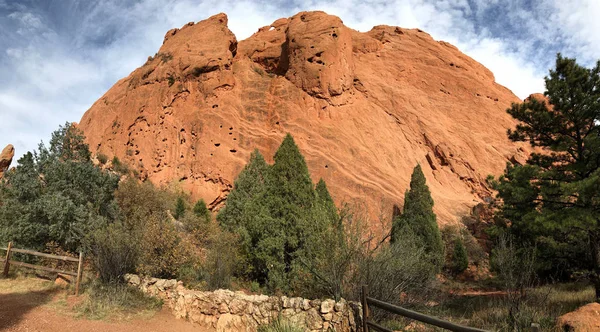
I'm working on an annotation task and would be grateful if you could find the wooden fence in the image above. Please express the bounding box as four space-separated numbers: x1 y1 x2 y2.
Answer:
361 285 489 332
1 242 84 295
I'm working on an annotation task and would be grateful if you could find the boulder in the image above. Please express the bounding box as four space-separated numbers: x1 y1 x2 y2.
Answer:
0 144 14 179
558 303 600 332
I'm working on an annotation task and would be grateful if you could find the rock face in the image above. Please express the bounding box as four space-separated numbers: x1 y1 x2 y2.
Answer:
78 11 530 224
558 303 600 331
125 274 359 332
0 144 14 179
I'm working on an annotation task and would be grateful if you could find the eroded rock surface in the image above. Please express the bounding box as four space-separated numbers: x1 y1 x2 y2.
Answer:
0 144 14 179
79 11 530 224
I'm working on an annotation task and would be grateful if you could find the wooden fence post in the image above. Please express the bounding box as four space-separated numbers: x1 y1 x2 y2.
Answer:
75 252 83 296
3 242 12 277
361 285 369 332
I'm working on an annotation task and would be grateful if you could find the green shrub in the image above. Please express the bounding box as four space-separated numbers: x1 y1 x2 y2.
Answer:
137 216 190 278
111 156 130 175
174 196 186 220
203 229 241 290
257 317 304 332
451 238 469 275
90 221 138 284
97 153 108 164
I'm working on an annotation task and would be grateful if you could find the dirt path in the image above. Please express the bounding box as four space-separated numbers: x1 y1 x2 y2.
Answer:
0 278 208 332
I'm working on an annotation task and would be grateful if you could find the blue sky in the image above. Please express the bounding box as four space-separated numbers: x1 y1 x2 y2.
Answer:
1 0 599 162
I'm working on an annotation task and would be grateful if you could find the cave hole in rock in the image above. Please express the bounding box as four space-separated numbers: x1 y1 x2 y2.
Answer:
213 104 218 108
325 165 328 168
229 132 232 135
233 138 237 141
230 149 237 153
332 33 338 38
214 143 221 147
219 125 223 128
275 121 280 125
180 128 185 132
315 52 323 57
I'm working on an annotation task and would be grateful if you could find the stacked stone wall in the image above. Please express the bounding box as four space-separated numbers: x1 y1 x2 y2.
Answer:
125 274 360 331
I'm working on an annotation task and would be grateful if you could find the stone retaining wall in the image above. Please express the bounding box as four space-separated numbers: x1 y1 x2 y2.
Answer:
125 274 360 331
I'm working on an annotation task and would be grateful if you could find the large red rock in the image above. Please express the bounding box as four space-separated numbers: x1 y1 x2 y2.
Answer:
0 144 14 179
78 11 530 224
558 303 600 331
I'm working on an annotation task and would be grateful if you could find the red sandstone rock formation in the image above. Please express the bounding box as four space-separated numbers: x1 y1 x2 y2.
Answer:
79 11 531 224
0 144 14 179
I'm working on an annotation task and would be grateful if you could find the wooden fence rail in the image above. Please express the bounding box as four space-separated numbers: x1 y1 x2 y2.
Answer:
1 242 84 295
361 285 489 332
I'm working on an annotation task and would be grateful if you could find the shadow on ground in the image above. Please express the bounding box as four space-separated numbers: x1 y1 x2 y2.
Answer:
0 286 59 330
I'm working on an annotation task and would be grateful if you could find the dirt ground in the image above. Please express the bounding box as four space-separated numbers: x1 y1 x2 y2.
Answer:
0 277 207 332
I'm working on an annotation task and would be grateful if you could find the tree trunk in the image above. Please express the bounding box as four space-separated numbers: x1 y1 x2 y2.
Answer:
590 231 600 301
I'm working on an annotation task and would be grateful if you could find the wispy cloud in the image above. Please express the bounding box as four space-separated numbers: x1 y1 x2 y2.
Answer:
0 0 598 164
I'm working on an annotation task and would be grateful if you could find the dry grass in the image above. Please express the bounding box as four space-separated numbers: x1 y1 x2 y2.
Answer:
0 275 59 295
378 282 595 332
74 281 163 321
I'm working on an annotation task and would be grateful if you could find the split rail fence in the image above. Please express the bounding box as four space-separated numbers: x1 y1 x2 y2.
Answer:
1 241 84 295
361 285 489 332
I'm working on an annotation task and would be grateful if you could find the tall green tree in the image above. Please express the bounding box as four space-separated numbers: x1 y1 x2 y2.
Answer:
218 135 332 292
492 54 600 298
315 178 339 225
217 150 270 230
391 164 443 270
0 123 119 252
265 134 327 290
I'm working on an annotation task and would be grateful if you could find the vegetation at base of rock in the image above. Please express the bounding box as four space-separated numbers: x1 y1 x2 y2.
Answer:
217 136 334 293
0 123 119 253
489 54 600 298
391 164 444 271
173 196 186 220
451 238 469 275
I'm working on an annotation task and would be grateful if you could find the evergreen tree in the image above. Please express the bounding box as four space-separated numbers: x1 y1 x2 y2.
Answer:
492 54 600 298
392 164 443 270
451 239 469 275
0 123 119 252
315 178 338 225
265 134 325 290
174 197 186 220
193 199 211 223
217 150 270 230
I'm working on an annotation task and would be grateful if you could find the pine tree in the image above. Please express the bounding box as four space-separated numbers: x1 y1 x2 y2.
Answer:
193 199 211 223
265 134 323 290
492 54 600 298
451 239 469 275
217 150 270 230
315 178 338 225
173 197 186 220
393 164 443 270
